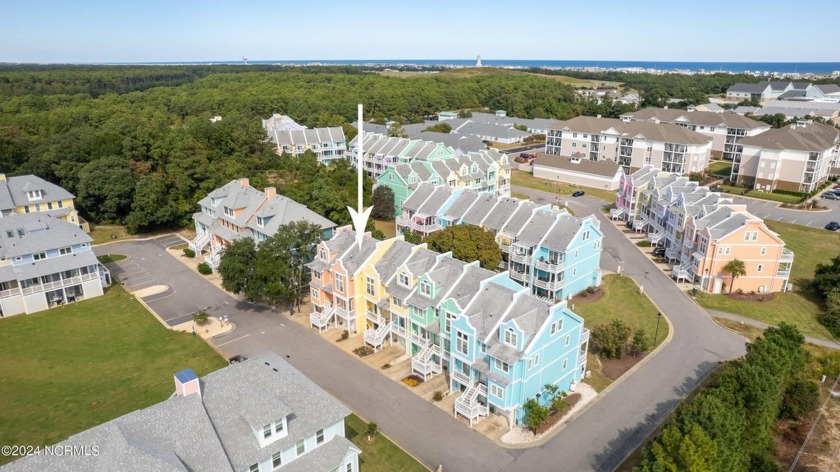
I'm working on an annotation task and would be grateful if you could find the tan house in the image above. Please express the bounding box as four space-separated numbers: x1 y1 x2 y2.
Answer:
0 174 88 232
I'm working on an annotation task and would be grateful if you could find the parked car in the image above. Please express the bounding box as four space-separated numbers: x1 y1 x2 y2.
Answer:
571 190 585 197
519 152 537 159
228 355 248 364
829 188 840 195
709 185 721 192
825 222 840 231
625 220 635 230
652 247 666 257
823 192 840 200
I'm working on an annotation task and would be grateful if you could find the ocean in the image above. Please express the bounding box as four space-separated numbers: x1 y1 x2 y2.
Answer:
110 59 840 75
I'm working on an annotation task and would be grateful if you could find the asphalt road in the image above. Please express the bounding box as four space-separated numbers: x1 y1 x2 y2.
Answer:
727 194 840 229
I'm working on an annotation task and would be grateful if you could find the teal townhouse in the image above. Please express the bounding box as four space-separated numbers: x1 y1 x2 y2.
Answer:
348 133 455 179
375 148 511 217
308 227 589 429
396 183 604 302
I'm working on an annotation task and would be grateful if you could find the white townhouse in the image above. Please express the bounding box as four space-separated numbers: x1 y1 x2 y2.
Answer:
262 114 347 165
0 214 110 317
4 356 361 472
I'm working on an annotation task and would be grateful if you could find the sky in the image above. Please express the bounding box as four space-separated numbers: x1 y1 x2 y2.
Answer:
2 0 838 63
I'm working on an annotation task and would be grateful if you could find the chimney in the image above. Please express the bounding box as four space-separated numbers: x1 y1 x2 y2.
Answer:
174 369 201 397
238 178 250 188
264 187 277 198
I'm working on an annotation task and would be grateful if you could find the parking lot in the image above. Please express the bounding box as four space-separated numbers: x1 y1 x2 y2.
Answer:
732 195 840 229
94 234 234 327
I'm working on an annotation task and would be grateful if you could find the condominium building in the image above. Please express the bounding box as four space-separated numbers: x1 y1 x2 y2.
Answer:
545 116 713 175
395 184 603 302
620 107 770 160
726 81 840 103
5 356 361 472
614 167 793 294
348 133 456 179
190 178 336 271
0 214 110 317
262 114 347 165
375 149 511 216
730 120 840 193
307 228 588 428
0 173 89 232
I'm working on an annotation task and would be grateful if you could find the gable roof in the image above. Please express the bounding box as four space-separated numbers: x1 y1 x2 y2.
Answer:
550 116 713 145
0 174 75 211
532 153 622 177
0 213 91 259
622 107 768 130
740 122 840 152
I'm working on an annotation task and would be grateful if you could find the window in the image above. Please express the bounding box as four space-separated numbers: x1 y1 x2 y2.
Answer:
420 280 431 297
33 252 46 261
296 440 305 455
313 270 321 279
392 297 403 308
760 247 767 256
531 354 540 368
504 328 517 347
445 312 456 333
494 358 510 373
24 205 30 213
263 424 272 439
744 231 758 241
26 190 42 201
563 359 568 370
59 247 72 255
57 200 64 208
320 249 327 260
710 127 715 132
316 428 325 445
224 206 234 217
456 330 468 355
366 277 375 296
273 452 283 469
757 264 763 273
311 289 318 298
551 319 563 335
490 383 505 400
256 216 264 227
250 464 259 472
566 334 571 346
399 273 409 287
346 463 353 472
47 201 53 210
335 274 344 292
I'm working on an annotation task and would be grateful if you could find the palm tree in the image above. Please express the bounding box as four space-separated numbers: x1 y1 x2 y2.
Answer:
723 259 747 294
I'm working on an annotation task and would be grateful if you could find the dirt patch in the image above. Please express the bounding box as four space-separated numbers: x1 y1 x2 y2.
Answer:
600 353 648 381
534 393 583 435
725 291 775 302
572 288 605 304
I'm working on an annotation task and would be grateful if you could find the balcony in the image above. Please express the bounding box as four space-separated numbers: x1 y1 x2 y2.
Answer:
335 306 352 320
451 368 471 386
533 278 564 291
499 243 511 253
410 331 428 348
577 354 587 368
510 252 531 264
780 249 794 262
581 328 590 345
509 269 529 282
392 324 407 339
20 272 100 297
777 269 791 278
0 286 21 299
534 259 565 272
395 216 412 228
366 310 386 325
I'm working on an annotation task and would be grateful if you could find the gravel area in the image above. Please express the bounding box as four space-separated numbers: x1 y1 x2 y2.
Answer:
500 382 598 445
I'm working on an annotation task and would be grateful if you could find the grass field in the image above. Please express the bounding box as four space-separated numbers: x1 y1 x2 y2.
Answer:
345 414 428 472
97 254 127 264
0 286 227 464
719 185 803 204
89 224 136 245
707 160 732 176
573 274 669 348
511 170 617 203
373 219 396 239
696 219 840 340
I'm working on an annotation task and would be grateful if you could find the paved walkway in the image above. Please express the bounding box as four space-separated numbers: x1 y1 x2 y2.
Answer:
708 309 840 349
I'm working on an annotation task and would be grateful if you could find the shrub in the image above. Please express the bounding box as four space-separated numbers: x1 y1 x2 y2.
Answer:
353 346 374 357
197 262 212 275
193 311 209 326
381 363 392 370
779 379 819 420
402 375 424 387
590 319 632 359
631 328 651 354
341 330 349 340
636 240 651 247
366 422 379 437
524 398 550 433
183 247 195 258
433 390 444 402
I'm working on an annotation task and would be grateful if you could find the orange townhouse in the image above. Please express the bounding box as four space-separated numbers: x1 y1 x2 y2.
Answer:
683 204 793 294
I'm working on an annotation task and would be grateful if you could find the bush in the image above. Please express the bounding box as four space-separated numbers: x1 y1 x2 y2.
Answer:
636 240 651 247
631 328 651 354
424 122 452 133
779 379 819 420
341 330 349 340
193 311 209 326
366 422 378 437
590 319 632 359
353 346 374 357
433 390 444 402
197 262 212 275
183 247 195 258
402 375 424 387
524 397 550 433
381 363 392 370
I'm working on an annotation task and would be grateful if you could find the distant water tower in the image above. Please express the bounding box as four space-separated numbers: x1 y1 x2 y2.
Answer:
476 55 482 68
242 54 248 65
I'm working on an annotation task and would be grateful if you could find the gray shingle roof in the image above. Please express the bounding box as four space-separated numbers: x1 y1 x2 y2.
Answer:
441 190 480 221
277 436 359 472
339 234 379 275
402 183 436 212
0 213 92 259
515 210 557 247
540 214 583 252
416 186 453 216
461 193 498 226
374 240 415 283
532 153 622 178
0 175 75 212
481 198 519 232
740 122 840 152
727 82 771 94
464 281 518 340
249 194 335 233
622 107 768 130
550 116 713 145
444 264 495 308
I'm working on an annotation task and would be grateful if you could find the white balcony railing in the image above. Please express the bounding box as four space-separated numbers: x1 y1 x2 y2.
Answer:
410 331 428 348
365 310 386 325
0 287 22 299
499 243 511 253
392 324 407 338
509 269 528 282
534 259 564 272
510 252 531 264
581 328 590 345
20 272 100 296
577 354 587 368
364 321 391 350
780 249 794 262
533 278 563 291
310 304 335 332
451 368 471 386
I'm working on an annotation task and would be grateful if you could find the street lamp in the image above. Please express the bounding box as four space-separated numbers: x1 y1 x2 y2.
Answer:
653 312 662 346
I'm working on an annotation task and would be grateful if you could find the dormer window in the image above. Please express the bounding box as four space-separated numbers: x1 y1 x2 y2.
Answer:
504 328 517 347
420 280 431 297
319 248 327 260
263 424 272 439
224 206 234 217
256 216 264 227
27 190 42 201
399 273 409 287
33 252 46 261
494 358 510 373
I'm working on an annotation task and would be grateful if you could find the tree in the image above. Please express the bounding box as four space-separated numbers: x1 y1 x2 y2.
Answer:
723 259 747 294
779 379 819 420
590 319 632 359
424 122 451 133
424 225 501 270
640 424 718 472
217 238 258 300
76 155 137 223
523 398 550 433
814 254 840 299
457 110 473 118
125 173 178 233
371 186 396 219
402 230 423 244
387 123 408 138
631 328 651 355
513 124 528 132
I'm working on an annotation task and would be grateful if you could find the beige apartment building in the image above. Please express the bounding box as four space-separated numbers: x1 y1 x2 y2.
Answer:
546 116 713 176
731 121 840 193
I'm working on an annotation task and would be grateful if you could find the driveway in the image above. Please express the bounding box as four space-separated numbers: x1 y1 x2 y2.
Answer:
102 218 746 471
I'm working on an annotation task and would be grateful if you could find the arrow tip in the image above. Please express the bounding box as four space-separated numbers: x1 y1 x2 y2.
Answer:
347 206 373 249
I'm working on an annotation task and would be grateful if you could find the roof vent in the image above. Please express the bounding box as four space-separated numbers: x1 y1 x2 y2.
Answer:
174 369 201 397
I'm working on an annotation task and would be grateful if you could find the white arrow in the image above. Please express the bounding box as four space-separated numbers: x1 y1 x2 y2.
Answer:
347 103 371 249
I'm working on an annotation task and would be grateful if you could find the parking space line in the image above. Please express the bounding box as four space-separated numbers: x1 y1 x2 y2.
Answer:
216 334 250 347
144 290 175 302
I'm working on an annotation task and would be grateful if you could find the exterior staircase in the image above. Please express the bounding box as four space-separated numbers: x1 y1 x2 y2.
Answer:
364 319 392 351
411 340 441 380
189 231 211 253
310 303 335 333
633 215 649 232
205 244 223 272
609 207 624 219
672 263 693 282
647 230 665 245
455 382 489 426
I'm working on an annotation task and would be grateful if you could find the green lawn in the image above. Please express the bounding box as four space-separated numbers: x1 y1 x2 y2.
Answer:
97 254 127 264
0 285 227 464
345 414 428 472
718 185 803 204
511 170 617 203
573 274 669 348
707 160 732 176
696 219 840 340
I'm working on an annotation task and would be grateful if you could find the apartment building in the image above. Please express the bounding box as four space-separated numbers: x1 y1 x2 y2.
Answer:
730 121 840 192
0 214 109 317
531 152 623 190
262 114 347 165
375 149 511 216
620 107 770 160
395 184 603 302
614 167 793 293
5 356 360 472
0 173 89 232
190 178 336 271
307 228 588 428
348 133 456 179
726 81 840 103
545 116 713 175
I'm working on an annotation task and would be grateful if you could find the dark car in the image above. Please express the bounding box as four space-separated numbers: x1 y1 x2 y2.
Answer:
652 247 666 257
228 355 248 364
826 222 840 231
625 220 635 230
571 190 585 197
823 192 840 200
